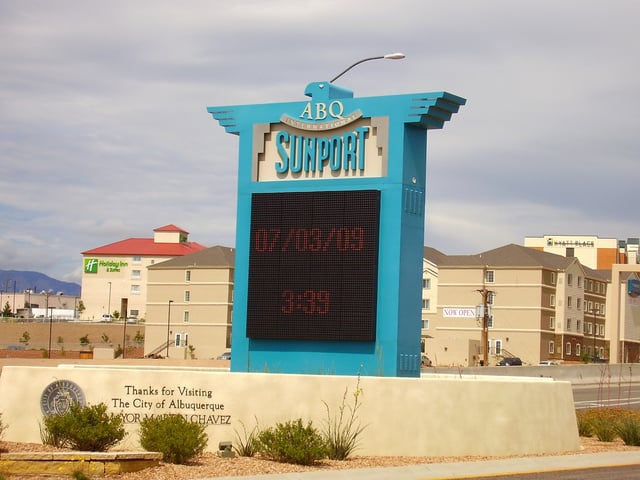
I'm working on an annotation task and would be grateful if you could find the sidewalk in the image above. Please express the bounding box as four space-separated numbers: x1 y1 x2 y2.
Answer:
202 450 640 480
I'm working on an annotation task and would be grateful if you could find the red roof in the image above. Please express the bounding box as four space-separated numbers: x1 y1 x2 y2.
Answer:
82 238 207 257
154 224 188 234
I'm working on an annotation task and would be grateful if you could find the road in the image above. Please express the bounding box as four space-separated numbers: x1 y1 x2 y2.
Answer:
457 464 639 480
574 383 640 411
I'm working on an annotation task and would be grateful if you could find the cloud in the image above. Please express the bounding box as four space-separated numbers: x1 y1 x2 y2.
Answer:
0 0 638 283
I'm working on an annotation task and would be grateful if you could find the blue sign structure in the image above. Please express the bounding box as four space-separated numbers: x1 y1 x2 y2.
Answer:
208 81 464 377
629 279 640 297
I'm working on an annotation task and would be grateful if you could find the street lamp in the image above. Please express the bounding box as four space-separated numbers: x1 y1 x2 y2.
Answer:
46 291 52 358
107 282 112 319
592 307 598 362
166 300 173 358
329 52 405 83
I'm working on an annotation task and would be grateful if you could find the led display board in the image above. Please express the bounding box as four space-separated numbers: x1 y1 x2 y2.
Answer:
247 189 380 341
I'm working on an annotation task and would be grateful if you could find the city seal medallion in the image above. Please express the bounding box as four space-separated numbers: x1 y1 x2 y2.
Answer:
40 380 86 416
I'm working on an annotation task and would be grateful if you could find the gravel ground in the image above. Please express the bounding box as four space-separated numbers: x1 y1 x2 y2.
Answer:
1 437 638 480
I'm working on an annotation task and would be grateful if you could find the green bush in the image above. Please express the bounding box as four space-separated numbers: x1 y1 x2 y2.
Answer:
257 418 327 465
41 402 126 451
591 415 617 442
0 412 6 441
615 415 640 446
139 414 208 464
576 407 640 443
575 411 592 437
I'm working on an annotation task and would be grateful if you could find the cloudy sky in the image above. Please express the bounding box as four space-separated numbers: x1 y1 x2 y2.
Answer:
1 0 638 284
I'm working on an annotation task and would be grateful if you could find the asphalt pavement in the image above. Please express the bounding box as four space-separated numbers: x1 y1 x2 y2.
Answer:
201 450 640 480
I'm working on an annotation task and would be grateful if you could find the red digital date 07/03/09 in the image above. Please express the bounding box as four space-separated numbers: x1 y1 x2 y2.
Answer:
254 227 364 253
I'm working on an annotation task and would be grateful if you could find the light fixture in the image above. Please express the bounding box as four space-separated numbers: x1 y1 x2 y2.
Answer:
329 52 406 83
219 441 235 458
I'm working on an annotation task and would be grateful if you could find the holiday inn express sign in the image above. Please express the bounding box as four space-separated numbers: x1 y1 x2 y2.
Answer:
208 79 465 377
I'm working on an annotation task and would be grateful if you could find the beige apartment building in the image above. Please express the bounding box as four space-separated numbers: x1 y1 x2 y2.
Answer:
421 244 611 367
80 225 206 321
144 245 234 360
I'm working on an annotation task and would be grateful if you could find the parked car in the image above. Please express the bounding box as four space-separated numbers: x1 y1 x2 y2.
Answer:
99 314 113 323
497 357 522 366
216 351 231 360
538 360 558 366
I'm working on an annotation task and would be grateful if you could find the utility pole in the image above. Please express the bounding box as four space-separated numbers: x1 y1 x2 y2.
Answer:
476 269 494 367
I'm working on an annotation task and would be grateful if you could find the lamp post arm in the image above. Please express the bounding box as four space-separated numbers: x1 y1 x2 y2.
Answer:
329 53 405 83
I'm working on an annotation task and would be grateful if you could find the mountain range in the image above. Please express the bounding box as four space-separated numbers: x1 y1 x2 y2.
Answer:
0 270 81 297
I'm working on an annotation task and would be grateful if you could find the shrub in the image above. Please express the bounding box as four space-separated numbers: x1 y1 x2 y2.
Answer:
575 411 592 437
256 418 327 465
139 414 208 464
322 377 367 460
591 415 617 442
615 415 640 446
0 413 6 441
234 418 261 457
41 402 126 451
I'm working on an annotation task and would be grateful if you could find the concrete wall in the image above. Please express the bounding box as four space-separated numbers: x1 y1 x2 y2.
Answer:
0 365 579 457
440 363 640 385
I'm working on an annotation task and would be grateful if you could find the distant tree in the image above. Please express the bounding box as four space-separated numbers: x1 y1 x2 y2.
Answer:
133 330 144 345
2 301 11 317
77 300 86 315
79 334 90 348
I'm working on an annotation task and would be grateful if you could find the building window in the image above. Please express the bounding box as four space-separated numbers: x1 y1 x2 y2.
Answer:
577 298 582 310
495 339 502 355
587 301 593 312
577 276 582 288
422 299 430 309
576 319 581 331
566 318 571 331
131 285 140 295
567 296 572 308
576 344 581 356
550 294 556 307
485 270 495 283
184 290 190 302
566 342 571 355
551 272 556 285
185 270 191 282
131 270 141 279
567 273 573 286
549 341 555 354
423 278 431 289
183 311 189 323
549 316 555 329
132 256 141 264
130 309 139 317
599 324 604 336
175 333 188 348
588 322 593 335
422 319 429 330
